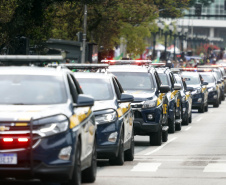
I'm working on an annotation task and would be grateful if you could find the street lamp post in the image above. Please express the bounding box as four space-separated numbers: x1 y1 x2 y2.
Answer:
164 31 168 61
168 23 174 60
153 32 156 59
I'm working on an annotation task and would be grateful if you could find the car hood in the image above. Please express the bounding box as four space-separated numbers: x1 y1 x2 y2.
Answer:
0 104 69 121
207 83 215 88
92 100 116 112
187 84 200 90
124 90 155 102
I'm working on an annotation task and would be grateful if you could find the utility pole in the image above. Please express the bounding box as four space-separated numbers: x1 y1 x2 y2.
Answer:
81 4 87 63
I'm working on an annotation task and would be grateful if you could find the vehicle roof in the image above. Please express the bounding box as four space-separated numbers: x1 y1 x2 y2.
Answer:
181 71 199 76
0 66 67 76
74 72 114 79
108 65 150 73
156 67 170 74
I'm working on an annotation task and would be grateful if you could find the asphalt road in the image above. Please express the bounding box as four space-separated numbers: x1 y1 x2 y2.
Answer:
2 101 226 185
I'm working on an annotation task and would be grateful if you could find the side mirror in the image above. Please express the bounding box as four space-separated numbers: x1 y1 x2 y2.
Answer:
186 87 194 92
224 76 226 80
74 94 94 107
221 79 224 82
159 85 171 93
118 93 134 103
174 83 182 90
217 80 222 84
202 81 208 85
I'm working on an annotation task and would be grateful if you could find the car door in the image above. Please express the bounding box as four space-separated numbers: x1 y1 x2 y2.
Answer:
67 74 94 162
113 77 133 147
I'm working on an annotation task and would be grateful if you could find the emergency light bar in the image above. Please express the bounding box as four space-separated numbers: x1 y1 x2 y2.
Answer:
198 65 223 68
171 68 181 73
149 63 165 67
0 55 64 61
101 60 152 65
48 63 109 70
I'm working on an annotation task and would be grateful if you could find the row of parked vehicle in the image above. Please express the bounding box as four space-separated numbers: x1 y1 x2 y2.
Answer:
0 56 225 185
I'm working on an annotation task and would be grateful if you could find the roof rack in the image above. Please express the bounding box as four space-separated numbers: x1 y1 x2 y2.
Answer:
48 63 109 72
0 55 64 66
101 60 152 65
149 63 166 68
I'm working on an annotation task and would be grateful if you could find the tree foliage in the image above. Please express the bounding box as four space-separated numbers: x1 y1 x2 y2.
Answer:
0 0 193 55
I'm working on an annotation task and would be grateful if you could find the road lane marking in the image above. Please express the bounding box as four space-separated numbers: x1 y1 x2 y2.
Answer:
185 126 191 131
144 137 177 156
131 163 161 172
204 163 226 173
196 117 203 122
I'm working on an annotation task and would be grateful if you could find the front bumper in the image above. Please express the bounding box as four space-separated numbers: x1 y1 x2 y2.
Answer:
192 93 203 109
132 106 162 135
0 131 76 181
208 90 218 104
96 120 122 159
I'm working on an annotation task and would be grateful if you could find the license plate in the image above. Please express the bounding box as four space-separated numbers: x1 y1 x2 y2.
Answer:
0 153 17 165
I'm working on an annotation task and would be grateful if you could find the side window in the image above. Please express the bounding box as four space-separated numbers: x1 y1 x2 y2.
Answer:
67 75 78 103
154 72 161 89
169 73 175 88
112 78 121 99
70 74 83 94
114 77 124 93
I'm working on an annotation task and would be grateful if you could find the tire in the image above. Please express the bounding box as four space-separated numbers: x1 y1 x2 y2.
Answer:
213 98 219 108
204 104 208 112
125 129 134 161
219 97 222 104
182 116 189 125
162 131 168 142
82 139 97 183
168 108 175 133
189 112 192 123
109 129 124 165
149 126 162 146
175 122 181 131
63 140 81 185
222 91 225 101
198 104 205 113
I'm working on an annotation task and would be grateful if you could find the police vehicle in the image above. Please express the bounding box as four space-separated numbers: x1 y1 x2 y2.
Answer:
180 69 209 113
172 71 192 125
72 67 134 166
199 65 225 101
54 64 135 165
0 56 97 185
105 62 170 146
156 67 183 133
199 71 221 107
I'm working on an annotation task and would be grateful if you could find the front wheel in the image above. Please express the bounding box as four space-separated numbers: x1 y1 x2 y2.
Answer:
204 104 208 112
82 140 97 183
198 104 205 113
168 108 175 133
62 140 81 185
125 129 134 161
109 129 124 165
213 98 219 107
189 112 192 123
150 125 162 146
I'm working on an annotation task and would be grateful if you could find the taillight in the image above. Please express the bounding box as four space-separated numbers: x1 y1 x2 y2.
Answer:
18 138 29 142
3 138 13 142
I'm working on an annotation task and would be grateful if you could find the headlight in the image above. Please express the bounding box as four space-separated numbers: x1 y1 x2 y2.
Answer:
197 88 202 93
208 87 215 92
38 115 69 137
95 111 117 124
142 100 156 109
182 96 186 102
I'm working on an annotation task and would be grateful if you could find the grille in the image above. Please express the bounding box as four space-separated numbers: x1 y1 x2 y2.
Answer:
133 110 143 118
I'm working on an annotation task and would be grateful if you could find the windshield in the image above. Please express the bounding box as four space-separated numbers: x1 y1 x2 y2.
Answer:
181 73 200 85
213 71 221 81
200 73 215 83
158 73 169 85
0 75 67 105
174 75 183 86
112 72 155 91
77 78 114 101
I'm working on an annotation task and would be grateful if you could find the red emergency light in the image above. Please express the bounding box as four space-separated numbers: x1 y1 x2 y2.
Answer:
3 138 13 142
18 138 29 142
